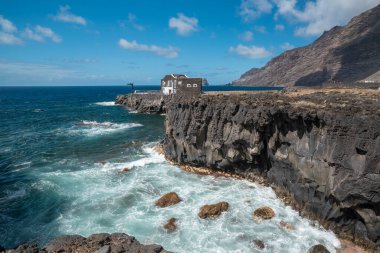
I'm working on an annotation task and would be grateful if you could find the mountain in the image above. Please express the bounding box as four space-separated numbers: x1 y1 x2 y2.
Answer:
232 4 380 87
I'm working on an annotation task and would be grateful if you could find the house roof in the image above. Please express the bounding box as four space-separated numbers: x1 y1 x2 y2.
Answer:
162 74 188 80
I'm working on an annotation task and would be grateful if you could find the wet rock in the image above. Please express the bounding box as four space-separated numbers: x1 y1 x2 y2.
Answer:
7 233 171 253
94 245 110 253
307 244 330 253
198 202 229 219
252 240 265 250
164 218 177 232
155 192 181 208
122 167 130 172
279 220 296 230
252 207 275 221
6 243 39 253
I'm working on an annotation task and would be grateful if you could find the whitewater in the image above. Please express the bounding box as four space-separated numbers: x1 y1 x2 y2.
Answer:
0 86 340 252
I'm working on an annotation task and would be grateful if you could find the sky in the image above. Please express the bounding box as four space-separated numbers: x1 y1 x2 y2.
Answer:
0 0 379 86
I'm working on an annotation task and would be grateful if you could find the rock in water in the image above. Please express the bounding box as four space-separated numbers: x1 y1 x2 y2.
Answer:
252 207 275 221
164 218 177 232
198 202 229 219
122 167 130 172
252 240 265 250
307 244 330 253
155 192 181 208
279 220 296 230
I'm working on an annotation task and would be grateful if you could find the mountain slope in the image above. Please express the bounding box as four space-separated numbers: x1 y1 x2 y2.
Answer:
232 4 380 87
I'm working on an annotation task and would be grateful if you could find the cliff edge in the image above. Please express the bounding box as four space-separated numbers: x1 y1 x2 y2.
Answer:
233 4 380 87
163 89 380 250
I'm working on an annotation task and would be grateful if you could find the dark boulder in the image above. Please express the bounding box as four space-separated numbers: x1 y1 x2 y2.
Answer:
155 192 181 208
252 240 265 250
164 218 177 232
307 244 330 253
198 202 229 219
252 207 275 221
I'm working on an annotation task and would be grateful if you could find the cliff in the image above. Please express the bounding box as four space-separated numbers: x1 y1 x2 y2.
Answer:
163 89 380 250
233 4 380 87
116 93 165 114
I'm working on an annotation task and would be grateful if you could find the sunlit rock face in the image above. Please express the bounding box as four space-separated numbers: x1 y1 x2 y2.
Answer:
233 5 380 87
163 92 380 250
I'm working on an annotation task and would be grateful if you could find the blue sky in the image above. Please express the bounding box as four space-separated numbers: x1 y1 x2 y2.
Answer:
0 0 379 86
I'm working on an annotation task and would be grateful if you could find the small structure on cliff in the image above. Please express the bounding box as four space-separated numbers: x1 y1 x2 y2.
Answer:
161 74 202 96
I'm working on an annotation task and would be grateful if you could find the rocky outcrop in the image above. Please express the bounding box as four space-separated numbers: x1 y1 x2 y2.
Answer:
233 4 380 87
307 244 330 253
198 202 229 219
155 192 181 208
252 207 275 221
163 218 177 232
163 90 380 250
115 94 165 114
4 233 171 253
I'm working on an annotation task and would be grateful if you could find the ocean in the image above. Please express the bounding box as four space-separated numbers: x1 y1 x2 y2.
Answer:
0 86 339 252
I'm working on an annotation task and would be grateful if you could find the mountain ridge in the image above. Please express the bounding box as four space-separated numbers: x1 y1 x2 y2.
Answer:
232 4 380 87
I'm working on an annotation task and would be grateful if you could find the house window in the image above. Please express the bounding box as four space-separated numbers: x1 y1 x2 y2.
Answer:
187 84 191 87
178 81 182 85
193 84 197 87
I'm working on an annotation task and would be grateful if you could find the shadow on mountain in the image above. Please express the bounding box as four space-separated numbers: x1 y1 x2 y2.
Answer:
333 23 380 82
295 68 331 86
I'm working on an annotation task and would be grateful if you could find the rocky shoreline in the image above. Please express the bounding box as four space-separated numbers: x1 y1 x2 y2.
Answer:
1 233 171 253
117 89 379 252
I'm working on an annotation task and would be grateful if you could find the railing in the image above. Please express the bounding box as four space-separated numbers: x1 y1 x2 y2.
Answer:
133 90 161 94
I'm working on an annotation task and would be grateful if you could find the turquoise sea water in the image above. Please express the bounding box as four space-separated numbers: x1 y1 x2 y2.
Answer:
0 86 339 252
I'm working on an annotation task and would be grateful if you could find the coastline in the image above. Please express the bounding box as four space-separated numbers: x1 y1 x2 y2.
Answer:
118 88 379 252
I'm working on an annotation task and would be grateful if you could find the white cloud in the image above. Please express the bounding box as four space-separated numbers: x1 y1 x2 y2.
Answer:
22 27 43 41
0 60 127 85
52 5 87 26
0 31 22 45
281 42 295 50
35 26 61 42
254 25 267 33
118 38 179 58
0 16 22 45
239 0 273 22
0 61 74 83
22 26 61 43
0 15 17 33
128 13 145 31
229 44 272 59
239 31 253 41
275 24 285 31
169 13 198 36
275 0 380 37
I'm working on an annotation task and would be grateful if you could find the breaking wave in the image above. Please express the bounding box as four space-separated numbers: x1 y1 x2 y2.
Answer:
95 101 117 106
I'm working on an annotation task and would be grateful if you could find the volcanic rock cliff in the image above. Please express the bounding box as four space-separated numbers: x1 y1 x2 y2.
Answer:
232 4 380 87
163 89 380 250
116 94 165 114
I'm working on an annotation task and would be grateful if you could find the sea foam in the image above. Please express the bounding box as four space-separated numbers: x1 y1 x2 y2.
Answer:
47 143 341 253
95 101 117 106
66 120 143 137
